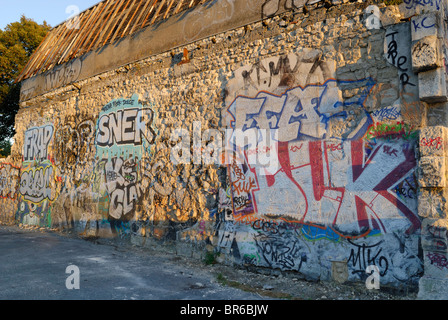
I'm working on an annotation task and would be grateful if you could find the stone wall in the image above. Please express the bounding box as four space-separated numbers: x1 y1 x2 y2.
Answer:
2 0 448 295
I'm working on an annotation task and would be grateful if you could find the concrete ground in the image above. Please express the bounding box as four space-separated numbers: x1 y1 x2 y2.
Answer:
0 224 417 304
0 224 270 301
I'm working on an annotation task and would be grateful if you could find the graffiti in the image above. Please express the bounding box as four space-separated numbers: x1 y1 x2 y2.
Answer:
385 31 416 89
95 94 156 221
384 23 419 96
96 105 156 148
261 0 322 18
219 186 233 213
301 224 341 242
17 198 49 226
44 58 82 92
218 221 236 249
19 163 56 204
105 157 141 220
230 163 257 195
23 125 54 162
183 0 236 41
412 16 436 33
403 0 441 10
227 55 375 144
426 252 448 270
290 144 303 152
233 195 251 209
426 224 448 251
17 123 58 227
420 136 443 150
228 118 419 237
225 50 421 247
275 139 416 235
229 81 341 141
54 115 96 167
348 240 389 277
252 218 285 234
228 159 256 215
371 106 401 122
17 159 59 227
149 149 174 197
326 143 342 152
365 121 417 141
96 95 156 145
383 145 398 157
246 145 272 156
0 164 20 199
233 51 334 97
394 172 418 200
254 231 307 270
231 214 421 283
20 81 37 102
427 225 447 239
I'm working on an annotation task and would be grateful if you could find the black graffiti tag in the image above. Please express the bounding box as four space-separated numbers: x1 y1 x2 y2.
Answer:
348 240 389 277
386 31 416 89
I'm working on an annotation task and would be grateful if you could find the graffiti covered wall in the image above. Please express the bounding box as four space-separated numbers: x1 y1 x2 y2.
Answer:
3 0 448 290
221 50 423 284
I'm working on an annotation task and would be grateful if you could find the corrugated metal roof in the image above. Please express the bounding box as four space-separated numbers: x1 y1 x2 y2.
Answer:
16 0 211 82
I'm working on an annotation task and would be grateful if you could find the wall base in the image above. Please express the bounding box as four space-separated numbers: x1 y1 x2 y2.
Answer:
418 277 448 300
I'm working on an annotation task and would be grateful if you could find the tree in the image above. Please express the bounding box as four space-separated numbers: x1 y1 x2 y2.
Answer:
0 15 51 156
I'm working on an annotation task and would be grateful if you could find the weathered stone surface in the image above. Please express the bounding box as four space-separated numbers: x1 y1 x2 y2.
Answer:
399 1 443 21
379 5 402 27
411 36 441 72
411 12 441 41
419 126 446 157
419 277 448 300
421 218 448 252
418 67 448 103
418 156 446 188
3 0 448 298
331 260 349 284
418 188 448 219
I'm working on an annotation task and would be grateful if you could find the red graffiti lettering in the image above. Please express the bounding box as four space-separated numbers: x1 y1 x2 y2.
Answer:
326 143 342 152
420 137 443 150
427 252 448 270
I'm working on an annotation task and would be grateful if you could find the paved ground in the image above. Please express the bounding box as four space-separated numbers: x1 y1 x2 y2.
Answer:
0 225 270 301
0 224 418 303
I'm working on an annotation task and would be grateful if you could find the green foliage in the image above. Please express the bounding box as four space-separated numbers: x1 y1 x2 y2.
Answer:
0 82 20 139
383 0 403 5
0 139 11 158
0 16 50 153
204 251 219 265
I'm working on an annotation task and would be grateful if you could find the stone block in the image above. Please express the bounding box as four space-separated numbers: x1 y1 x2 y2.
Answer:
418 68 448 103
418 188 448 219
411 36 442 73
427 103 448 128
331 260 348 284
130 234 146 246
175 241 193 258
399 2 442 21
423 251 448 279
421 218 448 252
419 126 446 157
411 12 442 41
419 277 448 300
379 6 402 28
418 156 446 188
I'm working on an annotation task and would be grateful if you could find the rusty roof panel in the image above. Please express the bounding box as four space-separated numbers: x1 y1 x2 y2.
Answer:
16 0 210 82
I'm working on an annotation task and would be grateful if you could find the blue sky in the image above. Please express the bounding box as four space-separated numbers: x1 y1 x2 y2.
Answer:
0 0 101 30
